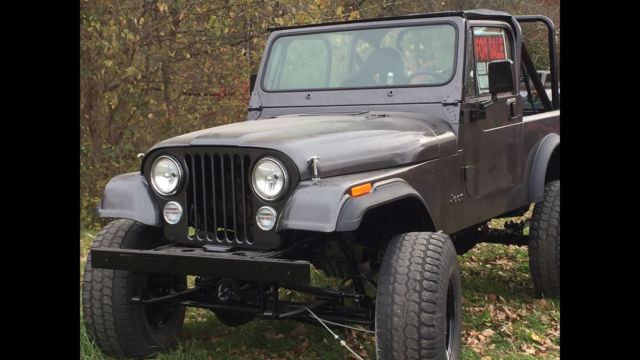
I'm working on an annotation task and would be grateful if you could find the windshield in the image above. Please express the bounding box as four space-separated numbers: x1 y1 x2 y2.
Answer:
263 24 456 91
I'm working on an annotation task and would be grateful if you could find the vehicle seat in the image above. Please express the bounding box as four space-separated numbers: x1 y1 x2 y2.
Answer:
342 48 407 87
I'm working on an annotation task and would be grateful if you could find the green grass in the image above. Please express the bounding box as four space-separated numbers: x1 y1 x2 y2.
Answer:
80 211 559 359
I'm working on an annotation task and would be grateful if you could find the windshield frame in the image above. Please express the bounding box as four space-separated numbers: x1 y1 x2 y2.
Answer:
260 20 459 93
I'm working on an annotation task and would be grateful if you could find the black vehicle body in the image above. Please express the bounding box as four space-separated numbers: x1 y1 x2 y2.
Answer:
92 9 559 329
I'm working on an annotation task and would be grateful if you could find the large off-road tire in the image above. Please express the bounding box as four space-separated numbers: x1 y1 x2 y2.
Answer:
528 180 560 298
375 232 462 360
82 219 187 358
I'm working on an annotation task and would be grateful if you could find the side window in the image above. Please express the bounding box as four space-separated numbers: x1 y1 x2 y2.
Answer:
471 27 513 95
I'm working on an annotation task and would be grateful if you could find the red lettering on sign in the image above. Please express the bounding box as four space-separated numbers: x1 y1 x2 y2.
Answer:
474 36 506 62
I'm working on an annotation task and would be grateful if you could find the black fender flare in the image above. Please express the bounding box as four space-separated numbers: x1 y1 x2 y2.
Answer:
277 177 432 233
336 180 431 231
529 133 560 203
96 172 160 226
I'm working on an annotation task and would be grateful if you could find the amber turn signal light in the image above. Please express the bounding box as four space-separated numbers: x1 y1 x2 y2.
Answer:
350 183 372 197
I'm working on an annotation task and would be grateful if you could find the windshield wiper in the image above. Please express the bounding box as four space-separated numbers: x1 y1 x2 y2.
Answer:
294 111 370 117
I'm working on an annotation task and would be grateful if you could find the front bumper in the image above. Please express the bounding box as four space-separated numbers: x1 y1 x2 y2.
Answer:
90 246 310 284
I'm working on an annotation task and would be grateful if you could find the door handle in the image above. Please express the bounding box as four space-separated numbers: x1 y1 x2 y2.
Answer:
506 98 518 120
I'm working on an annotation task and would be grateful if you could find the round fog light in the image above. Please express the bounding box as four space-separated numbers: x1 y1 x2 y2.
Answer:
256 206 277 231
163 201 183 224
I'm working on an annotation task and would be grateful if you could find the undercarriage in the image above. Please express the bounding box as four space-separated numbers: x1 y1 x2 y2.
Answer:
91 234 377 330
133 279 374 328
92 218 528 329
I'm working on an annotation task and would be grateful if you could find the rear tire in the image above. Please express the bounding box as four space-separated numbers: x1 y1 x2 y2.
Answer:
82 219 186 358
528 180 560 298
375 232 462 360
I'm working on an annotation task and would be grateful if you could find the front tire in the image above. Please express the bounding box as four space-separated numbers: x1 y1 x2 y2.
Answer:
82 219 186 358
375 232 462 360
528 180 560 298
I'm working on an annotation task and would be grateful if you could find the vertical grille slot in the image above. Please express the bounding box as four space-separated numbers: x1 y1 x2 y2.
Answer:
199 154 209 241
210 154 218 241
185 151 252 245
220 154 228 242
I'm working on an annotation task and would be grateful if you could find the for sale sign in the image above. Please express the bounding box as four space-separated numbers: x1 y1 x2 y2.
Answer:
474 36 507 62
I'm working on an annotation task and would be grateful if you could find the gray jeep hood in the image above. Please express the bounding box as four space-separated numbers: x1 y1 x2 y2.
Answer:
149 111 456 180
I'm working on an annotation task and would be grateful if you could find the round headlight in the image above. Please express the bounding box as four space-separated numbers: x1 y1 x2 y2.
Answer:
251 157 287 201
150 156 182 196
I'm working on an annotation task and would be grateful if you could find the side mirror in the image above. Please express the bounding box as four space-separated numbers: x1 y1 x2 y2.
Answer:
488 60 514 98
249 74 257 94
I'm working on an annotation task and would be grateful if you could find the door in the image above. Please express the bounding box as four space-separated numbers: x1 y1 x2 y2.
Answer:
462 25 523 199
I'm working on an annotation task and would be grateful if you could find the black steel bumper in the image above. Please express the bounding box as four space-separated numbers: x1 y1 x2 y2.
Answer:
90 246 310 284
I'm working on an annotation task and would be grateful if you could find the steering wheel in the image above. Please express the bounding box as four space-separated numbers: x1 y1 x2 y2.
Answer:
410 70 448 84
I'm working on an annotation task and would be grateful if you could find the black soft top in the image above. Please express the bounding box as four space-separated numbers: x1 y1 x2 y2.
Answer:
268 9 513 32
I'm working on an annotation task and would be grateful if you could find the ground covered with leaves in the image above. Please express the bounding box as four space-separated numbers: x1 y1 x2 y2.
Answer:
80 217 559 359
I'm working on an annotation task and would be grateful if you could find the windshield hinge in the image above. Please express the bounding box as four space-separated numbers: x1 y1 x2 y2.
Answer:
461 166 475 182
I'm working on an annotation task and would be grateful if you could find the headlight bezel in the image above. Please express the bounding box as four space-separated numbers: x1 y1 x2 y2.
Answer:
150 155 183 196
251 157 289 201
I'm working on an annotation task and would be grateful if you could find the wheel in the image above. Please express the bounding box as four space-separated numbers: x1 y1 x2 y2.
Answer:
528 179 560 298
82 219 187 358
375 232 462 360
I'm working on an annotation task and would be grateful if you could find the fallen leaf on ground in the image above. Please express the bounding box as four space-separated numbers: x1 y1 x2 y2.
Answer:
482 329 495 337
530 332 544 344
